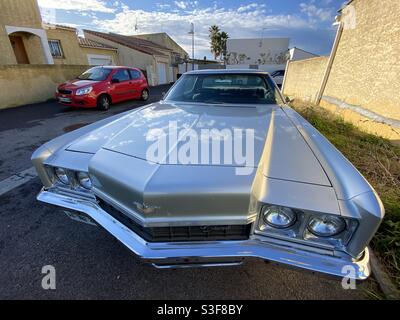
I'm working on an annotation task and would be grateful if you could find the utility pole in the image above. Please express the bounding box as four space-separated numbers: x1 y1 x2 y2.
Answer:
188 23 195 71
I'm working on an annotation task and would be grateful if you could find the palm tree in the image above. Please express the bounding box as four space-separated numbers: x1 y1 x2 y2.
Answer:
209 26 229 61
209 25 220 60
218 31 229 62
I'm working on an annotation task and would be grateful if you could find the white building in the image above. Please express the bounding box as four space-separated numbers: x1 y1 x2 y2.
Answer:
226 38 289 65
226 38 289 72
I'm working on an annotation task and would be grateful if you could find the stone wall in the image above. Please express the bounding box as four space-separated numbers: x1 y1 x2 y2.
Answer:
282 57 329 102
321 0 400 139
282 0 400 141
0 65 88 109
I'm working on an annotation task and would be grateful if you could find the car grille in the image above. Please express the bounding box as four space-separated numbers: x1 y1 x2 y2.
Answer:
98 199 251 243
58 89 72 95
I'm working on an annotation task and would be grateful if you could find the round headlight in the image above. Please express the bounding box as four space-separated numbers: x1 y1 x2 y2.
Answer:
263 206 296 229
308 216 346 237
77 172 92 190
55 167 69 185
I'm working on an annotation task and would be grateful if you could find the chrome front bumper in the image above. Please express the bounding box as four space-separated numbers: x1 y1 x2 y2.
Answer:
37 189 371 279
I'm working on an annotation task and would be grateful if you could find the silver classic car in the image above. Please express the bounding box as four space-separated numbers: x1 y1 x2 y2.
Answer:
32 70 384 280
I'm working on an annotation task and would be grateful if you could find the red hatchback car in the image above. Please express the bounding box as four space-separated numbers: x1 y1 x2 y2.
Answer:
56 66 150 110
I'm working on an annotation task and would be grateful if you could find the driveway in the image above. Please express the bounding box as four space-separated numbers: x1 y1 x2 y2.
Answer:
0 85 379 299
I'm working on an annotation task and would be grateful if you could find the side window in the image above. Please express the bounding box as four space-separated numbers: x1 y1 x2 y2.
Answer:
112 69 130 82
129 70 141 79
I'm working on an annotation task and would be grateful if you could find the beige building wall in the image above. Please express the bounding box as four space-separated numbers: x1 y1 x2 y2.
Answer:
0 25 17 64
135 33 188 58
0 0 45 65
45 27 87 65
80 47 120 65
282 57 329 102
84 32 155 70
84 32 173 85
0 0 42 28
0 65 88 109
45 27 120 66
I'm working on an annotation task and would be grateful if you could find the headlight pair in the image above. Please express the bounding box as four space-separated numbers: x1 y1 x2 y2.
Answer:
259 205 358 251
53 167 92 190
262 206 346 237
76 87 93 96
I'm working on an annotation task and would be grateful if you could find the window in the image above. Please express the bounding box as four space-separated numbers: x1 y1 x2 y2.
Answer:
112 69 130 82
77 67 112 81
129 69 141 79
48 40 64 58
165 74 284 105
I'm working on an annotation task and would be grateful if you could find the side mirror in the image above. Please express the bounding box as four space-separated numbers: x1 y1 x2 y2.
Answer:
161 92 166 99
111 78 120 84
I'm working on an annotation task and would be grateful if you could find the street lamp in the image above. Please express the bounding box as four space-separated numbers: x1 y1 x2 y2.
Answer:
188 22 195 71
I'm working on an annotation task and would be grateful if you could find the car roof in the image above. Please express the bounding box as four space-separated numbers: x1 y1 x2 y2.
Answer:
185 69 270 75
92 66 139 70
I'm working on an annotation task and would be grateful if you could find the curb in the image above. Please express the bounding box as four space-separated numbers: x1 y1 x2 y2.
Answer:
369 247 400 300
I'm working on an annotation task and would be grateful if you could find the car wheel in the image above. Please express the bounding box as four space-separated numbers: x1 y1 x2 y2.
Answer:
141 89 149 101
97 95 111 111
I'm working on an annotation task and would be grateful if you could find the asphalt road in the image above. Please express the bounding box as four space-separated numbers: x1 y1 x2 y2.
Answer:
0 86 379 299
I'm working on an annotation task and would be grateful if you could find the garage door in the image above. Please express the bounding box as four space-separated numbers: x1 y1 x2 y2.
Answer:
157 62 167 85
88 55 113 66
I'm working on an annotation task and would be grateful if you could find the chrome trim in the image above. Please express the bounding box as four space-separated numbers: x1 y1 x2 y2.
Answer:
37 189 371 280
94 186 257 228
152 262 244 269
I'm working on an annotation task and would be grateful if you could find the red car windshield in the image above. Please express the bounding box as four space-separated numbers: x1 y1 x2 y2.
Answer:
78 67 112 81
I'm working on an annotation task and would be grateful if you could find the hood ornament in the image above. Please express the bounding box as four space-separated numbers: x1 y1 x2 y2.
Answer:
133 201 160 214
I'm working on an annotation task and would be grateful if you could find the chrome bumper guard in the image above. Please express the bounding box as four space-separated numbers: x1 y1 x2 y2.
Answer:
37 189 371 279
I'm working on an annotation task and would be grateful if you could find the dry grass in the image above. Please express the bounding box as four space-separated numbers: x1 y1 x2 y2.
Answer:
291 102 400 289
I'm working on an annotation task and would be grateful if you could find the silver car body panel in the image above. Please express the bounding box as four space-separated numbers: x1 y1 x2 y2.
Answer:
31 69 384 278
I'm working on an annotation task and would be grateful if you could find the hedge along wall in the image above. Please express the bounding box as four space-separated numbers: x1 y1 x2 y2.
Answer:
0 64 88 109
282 57 329 102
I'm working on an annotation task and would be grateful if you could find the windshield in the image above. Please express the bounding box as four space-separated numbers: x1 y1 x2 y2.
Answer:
165 73 283 105
78 67 112 81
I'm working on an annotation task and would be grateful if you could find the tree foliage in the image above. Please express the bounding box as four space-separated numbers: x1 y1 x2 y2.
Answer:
209 25 229 61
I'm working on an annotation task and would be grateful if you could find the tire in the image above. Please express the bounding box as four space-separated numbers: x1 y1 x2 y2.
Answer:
141 89 150 101
97 95 111 111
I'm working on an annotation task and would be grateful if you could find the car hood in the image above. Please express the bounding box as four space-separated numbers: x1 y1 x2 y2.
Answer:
59 79 100 89
66 101 330 186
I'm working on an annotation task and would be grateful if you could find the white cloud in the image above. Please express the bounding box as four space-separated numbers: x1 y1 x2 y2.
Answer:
39 1 336 58
92 5 309 59
237 3 266 13
300 2 333 22
174 1 188 10
37 0 116 13
157 3 171 10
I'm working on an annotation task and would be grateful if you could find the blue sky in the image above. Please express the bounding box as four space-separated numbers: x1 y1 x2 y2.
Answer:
38 0 346 59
